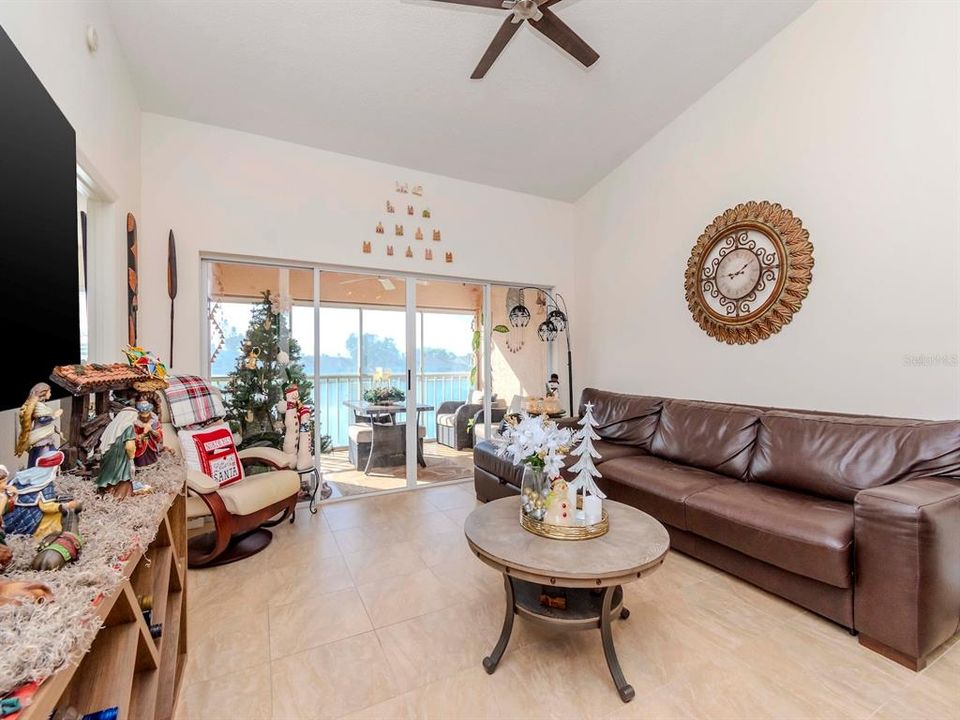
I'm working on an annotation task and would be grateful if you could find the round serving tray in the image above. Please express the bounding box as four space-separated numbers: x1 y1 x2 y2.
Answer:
520 509 609 541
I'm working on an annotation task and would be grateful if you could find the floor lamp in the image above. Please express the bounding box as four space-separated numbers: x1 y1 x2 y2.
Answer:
507 288 574 416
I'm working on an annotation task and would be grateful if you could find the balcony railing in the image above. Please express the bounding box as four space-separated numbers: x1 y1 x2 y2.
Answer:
211 372 472 448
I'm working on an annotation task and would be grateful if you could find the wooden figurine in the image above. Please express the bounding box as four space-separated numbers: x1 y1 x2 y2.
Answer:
415 227 423 241
395 181 408 193
425 248 433 261
406 205 414 216
386 200 395 213
132 394 163 468
32 504 82 571
386 245 395 256
16 383 62 468
0 579 52 607
405 245 413 258
0 465 14 570
395 224 404 236
412 185 423 196
362 241 372 254
445 252 454 263
432 229 441 241
375 222 384 234
95 408 138 499
5 451 78 539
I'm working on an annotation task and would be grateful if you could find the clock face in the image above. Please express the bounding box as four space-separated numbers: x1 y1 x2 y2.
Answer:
684 201 813 345
699 227 783 321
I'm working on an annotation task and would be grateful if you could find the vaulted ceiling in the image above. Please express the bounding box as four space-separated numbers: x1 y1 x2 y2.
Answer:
108 0 811 201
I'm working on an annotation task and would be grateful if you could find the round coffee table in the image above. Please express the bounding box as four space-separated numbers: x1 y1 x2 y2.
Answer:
464 497 670 703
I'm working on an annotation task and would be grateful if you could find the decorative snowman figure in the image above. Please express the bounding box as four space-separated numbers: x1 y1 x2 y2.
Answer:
278 384 315 471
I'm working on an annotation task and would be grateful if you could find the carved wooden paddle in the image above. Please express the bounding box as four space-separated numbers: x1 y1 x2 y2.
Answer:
167 230 178 367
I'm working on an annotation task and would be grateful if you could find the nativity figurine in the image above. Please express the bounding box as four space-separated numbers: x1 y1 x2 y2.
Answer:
132 394 164 468
0 465 14 571
4 451 79 540
16 382 62 467
95 407 138 499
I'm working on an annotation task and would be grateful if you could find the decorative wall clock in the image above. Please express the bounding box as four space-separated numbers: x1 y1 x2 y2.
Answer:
685 201 813 345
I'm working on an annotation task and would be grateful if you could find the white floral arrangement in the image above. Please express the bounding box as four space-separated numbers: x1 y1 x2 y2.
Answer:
496 412 573 479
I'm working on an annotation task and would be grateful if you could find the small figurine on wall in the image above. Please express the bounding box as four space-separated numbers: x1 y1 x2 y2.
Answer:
362 241 372 254
375 222 384 234
425 248 433 261
386 200 395 213
405 245 413 258
386 245 395 256
406 205 414 216
412 185 423 196
95 407 138 499
422 208 431 219
395 224 404 236
445 252 454 263
415 227 423 241
16 383 62 467
395 181 408 193
432 229 441 242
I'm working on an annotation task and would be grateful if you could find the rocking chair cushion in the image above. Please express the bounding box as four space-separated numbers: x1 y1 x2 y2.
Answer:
178 423 244 488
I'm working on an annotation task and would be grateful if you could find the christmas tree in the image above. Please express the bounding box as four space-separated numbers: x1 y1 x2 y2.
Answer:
223 290 313 439
567 402 606 499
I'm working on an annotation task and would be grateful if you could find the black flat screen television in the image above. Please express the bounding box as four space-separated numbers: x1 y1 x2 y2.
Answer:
0 25 80 411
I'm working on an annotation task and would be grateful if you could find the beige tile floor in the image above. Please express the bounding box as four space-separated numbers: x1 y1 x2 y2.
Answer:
175 481 960 720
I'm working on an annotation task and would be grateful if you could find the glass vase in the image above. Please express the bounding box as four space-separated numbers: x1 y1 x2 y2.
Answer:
520 465 548 522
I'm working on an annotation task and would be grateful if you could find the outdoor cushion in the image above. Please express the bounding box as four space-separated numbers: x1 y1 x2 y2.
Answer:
598 455 736 529
436 413 456 428
685 482 854 588
348 423 373 443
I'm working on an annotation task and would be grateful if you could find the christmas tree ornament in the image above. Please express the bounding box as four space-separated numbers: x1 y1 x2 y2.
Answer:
567 402 606 513
277 350 290 366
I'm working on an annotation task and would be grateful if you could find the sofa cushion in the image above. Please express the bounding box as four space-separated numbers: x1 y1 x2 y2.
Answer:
749 411 960 502
650 399 760 478
578 388 662 449
685 483 854 588
598 455 736 529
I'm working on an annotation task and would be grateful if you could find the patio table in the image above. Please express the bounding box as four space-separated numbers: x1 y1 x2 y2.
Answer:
343 401 434 473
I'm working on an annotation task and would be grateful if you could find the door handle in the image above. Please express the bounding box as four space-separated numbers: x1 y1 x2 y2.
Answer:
407 369 412 391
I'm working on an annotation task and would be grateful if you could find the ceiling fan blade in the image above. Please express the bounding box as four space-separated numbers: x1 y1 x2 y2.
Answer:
528 7 599 68
429 0 509 8
471 14 523 78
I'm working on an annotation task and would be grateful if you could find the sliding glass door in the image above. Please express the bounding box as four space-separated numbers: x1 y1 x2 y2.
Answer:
204 257 558 501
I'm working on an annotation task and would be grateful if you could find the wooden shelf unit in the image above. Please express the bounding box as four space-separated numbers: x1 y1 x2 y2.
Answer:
21 492 188 720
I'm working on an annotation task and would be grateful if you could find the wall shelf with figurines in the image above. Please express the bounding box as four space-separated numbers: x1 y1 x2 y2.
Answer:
365 181 452 264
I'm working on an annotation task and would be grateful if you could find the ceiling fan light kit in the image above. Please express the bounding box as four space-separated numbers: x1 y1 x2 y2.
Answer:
432 0 600 79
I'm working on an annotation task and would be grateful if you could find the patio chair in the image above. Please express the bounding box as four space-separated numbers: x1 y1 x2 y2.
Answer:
435 391 504 450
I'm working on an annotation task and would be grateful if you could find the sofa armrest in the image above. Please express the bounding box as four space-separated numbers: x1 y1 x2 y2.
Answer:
454 403 482 424
238 446 291 470
473 407 506 425
186 468 220 495
436 401 463 415
854 477 960 668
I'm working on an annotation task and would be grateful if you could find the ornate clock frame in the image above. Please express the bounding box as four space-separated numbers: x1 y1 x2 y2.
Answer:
685 201 814 345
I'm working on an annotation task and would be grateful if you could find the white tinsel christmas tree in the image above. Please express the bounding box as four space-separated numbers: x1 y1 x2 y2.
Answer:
567 402 606 499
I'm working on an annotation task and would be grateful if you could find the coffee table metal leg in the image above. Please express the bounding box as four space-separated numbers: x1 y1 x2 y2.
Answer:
483 574 515 674
600 585 635 702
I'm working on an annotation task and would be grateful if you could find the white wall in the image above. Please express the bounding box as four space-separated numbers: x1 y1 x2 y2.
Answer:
0 2 141 469
574 0 960 420
139 114 576 379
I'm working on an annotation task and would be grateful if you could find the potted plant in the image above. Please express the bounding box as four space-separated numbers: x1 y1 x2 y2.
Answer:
363 386 405 405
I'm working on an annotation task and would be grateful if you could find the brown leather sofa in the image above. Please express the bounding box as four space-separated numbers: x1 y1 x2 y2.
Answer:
473 388 960 670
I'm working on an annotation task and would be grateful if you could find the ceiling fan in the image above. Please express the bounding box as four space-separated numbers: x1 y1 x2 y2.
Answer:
340 276 396 291
431 0 599 79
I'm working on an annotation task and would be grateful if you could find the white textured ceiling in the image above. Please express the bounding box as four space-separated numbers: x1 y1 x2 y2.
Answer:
107 0 811 201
